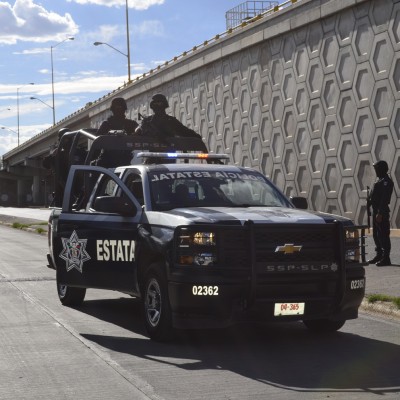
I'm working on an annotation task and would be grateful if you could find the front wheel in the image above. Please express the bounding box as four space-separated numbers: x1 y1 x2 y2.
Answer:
56 273 86 306
142 267 173 341
303 319 345 333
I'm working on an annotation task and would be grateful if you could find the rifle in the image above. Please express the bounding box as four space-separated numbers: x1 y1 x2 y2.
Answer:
366 185 371 233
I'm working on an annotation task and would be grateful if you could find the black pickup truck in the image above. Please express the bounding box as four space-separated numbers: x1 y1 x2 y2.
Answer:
47 130 367 341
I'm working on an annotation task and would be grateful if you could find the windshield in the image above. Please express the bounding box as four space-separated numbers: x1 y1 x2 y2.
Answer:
148 170 291 211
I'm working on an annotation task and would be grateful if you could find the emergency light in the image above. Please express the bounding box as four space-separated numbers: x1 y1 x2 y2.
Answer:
137 152 230 162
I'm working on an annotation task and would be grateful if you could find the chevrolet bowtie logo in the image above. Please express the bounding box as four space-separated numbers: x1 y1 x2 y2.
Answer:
275 243 303 254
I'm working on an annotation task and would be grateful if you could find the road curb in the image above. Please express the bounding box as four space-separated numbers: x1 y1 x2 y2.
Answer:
360 299 400 320
0 219 48 235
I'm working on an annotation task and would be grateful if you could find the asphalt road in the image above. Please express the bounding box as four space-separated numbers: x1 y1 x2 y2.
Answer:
0 224 399 400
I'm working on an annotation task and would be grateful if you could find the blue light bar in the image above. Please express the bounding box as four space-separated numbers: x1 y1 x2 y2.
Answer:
137 152 230 161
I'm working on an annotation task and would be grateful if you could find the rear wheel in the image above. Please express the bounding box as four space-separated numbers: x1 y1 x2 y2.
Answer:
142 266 174 341
303 319 345 333
56 273 86 306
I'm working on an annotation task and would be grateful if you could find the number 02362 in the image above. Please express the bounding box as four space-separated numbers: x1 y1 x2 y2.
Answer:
192 285 219 296
274 302 305 316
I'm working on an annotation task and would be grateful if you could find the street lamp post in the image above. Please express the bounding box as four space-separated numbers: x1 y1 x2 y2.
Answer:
30 97 55 124
1 126 18 135
93 0 131 83
17 83 34 146
93 42 131 82
125 0 131 83
51 37 74 125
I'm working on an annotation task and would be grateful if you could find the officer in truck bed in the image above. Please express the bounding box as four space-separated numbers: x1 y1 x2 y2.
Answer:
97 97 138 136
95 97 139 167
135 93 208 153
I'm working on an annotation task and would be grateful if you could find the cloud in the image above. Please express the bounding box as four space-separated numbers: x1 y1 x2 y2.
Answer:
54 75 132 94
66 0 164 10
0 64 165 103
86 25 121 43
0 0 78 44
133 20 165 37
0 73 134 99
13 47 48 55
0 123 51 154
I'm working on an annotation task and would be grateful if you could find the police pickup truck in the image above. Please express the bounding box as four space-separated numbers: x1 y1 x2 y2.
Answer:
47 129 367 341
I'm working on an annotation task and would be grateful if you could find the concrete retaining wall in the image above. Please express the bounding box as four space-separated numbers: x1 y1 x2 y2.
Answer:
7 0 400 226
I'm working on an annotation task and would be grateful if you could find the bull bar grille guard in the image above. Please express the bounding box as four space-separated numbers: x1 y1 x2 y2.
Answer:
173 222 367 307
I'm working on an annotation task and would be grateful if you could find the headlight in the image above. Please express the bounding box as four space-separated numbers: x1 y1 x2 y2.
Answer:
346 229 359 241
179 231 216 247
345 228 361 263
193 232 216 246
177 230 217 266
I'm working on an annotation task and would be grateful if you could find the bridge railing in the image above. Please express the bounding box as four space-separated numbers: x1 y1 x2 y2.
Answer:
2 0 301 160
33 0 302 133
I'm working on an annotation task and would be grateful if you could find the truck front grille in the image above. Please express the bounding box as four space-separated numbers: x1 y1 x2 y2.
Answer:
174 222 343 301
219 223 338 271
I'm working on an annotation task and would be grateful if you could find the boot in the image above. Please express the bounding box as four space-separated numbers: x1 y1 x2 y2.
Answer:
376 257 391 266
367 254 382 264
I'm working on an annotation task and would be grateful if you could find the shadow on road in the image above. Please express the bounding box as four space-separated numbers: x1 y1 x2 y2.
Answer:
77 296 400 396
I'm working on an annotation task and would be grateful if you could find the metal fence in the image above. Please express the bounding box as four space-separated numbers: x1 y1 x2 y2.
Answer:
226 1 279 29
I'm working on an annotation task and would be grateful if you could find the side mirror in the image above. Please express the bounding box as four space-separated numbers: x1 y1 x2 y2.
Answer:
93 196 137 216
290 196 308 210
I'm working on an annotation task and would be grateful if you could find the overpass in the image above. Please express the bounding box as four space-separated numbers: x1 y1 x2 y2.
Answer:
1 0 400 227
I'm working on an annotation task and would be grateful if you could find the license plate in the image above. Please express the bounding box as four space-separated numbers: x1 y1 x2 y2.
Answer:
274 302 305 316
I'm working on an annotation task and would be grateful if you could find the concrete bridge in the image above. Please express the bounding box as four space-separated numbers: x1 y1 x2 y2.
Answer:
1 0 399 228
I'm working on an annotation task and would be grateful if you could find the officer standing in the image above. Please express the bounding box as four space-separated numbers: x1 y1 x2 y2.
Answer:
42 128 71 207
367 160 394 266
135 93 207 151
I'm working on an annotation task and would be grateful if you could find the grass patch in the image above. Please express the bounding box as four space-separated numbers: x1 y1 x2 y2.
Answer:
394 298 400 309
366 294 400 310
12 222 29 229
11 222 47 234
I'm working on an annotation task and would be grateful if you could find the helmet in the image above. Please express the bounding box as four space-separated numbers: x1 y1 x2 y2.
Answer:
150 93 169 109
373 160 389 174
111 97 127 112
58 128 70 140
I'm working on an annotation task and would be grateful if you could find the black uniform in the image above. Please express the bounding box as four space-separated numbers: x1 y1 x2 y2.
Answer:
97 115 138 136
138 113 204 141
368 161 394 266
42 128 72 207
95 97 138 168
136 93 208 163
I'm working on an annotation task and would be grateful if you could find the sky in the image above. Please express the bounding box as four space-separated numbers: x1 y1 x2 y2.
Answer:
0 0 248 156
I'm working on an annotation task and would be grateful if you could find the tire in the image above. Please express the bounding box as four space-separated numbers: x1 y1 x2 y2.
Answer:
142 266 174 341
56 273 86 306
303 319 346 333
